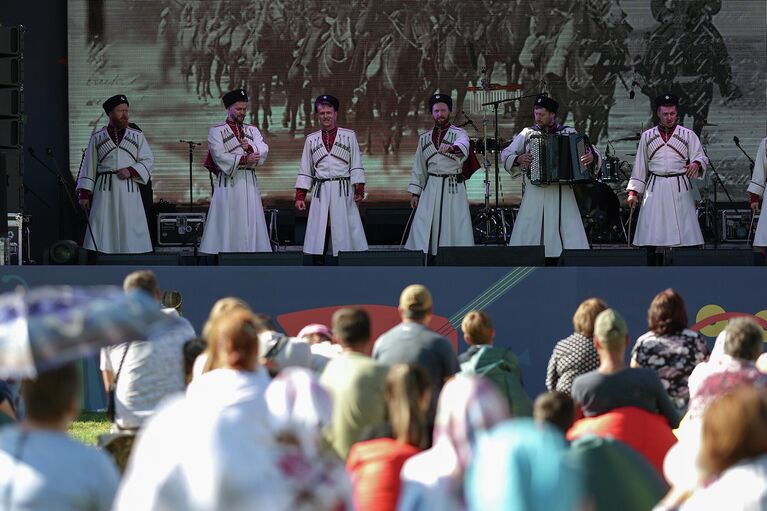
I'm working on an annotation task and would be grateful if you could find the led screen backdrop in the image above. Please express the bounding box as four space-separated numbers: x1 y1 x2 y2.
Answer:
68 0 766 209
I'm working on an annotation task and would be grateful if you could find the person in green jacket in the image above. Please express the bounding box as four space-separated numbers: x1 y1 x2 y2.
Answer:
458 310 533 417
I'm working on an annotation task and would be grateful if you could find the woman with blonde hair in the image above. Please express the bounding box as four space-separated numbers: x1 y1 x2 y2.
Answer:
546 297 608 394
191 297 252 378
346 364 432 511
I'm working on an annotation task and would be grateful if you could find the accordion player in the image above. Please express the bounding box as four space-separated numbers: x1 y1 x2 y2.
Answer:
527 133 596 185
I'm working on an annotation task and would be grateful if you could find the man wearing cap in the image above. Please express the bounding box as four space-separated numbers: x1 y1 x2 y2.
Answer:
747 136 767 247
200 89 271 254
405 93 474 256
501 94 600 258
295 94 367 256
373 284 459 419
571 308 680 428
77 95 154 253
626 94 707 247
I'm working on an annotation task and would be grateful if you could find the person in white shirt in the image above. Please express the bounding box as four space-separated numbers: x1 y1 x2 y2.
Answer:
0 363 119 511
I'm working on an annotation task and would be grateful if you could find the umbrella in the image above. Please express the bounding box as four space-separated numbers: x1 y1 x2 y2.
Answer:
0 286 179 379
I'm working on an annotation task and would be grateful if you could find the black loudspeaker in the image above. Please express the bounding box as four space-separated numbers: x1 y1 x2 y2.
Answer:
218 252 304 266
670 248 754 266
559 249 649 266
0 148 22 215
338 250 424 266
0 26 23 56
436 245 545 266
364 208 412 245
0 119 22 147
96 253 180 266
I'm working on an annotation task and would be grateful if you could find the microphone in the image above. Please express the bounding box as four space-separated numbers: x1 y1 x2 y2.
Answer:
179 139 200 146
733 136 741 145
461 111 479 131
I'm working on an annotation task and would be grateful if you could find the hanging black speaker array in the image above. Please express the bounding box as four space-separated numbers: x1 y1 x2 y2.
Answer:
0 26 24 236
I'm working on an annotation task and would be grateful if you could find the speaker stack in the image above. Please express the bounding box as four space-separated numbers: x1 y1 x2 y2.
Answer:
0 25 24 235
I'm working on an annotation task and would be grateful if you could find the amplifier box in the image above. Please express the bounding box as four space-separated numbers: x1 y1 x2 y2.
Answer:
721 209 758 243
157 213 206 246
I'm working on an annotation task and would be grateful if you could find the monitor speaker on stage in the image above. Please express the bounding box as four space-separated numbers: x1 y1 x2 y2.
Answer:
670 248 754 266
96 253 180 266
436 246 545 267
338 250 424 266
218 252 303 266
559 249 649 266
364 208 412 245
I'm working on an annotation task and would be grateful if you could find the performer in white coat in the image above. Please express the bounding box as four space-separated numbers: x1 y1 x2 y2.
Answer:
627 94 708 247
295 95 367 256
405 94 474 255
200 89 271 254
501 95 599 258
77 94 154 254
747 136 767 247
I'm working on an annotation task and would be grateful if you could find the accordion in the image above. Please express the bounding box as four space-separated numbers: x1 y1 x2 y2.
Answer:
527 133 594 185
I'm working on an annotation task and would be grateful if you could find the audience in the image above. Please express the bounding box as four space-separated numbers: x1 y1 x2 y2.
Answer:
0 364 119 510
194 297 253 377
252 314 313 376
466 418 583 511
458 310 533 417
686 317 767 422
100 270 196 432
346 364 431 511
319 308 388 459
30 282 767 511
398 374 510 511
534 391 576 435
374 284 459 421
656 386 767 510
572 309 680 428
631 289 709 413
546 298 607 394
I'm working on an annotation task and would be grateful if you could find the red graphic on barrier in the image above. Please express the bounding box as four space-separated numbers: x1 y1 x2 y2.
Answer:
690 305 767 338
277 305 459 352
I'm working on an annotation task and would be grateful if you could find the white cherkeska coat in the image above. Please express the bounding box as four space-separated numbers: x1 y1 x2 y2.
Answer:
405 125 474 255
200 122 271 254
296 128 368 256
747 137 767 247
77 126 154 254
627 125 707 247
501 125 600 257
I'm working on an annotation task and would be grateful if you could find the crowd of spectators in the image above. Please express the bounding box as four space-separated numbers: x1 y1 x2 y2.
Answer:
1 274 766 511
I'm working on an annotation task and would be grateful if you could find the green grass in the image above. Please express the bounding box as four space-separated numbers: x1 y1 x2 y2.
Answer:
69 411 111 445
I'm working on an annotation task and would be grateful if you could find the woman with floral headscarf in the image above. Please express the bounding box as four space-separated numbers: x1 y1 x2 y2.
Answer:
397 374 510 511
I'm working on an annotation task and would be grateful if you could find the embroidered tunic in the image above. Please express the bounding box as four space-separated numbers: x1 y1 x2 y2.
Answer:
627 125 707 247
77 126 154 253
200 121 271 254
296 127 367 256
501 124 601 257
405 124 474 255
746 137 767 247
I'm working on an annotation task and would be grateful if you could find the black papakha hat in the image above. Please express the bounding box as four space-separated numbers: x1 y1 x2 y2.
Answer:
223 89 249 108
314 94 340 111
102 94 129 114
533 94 559 114
428 93 453 111
654 93 679 109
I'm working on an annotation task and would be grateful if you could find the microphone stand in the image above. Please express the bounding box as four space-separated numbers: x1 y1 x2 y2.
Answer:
179 140 201 260
474 92 544 244
29 148 99 252
179 140 199 212
734 138 755 170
